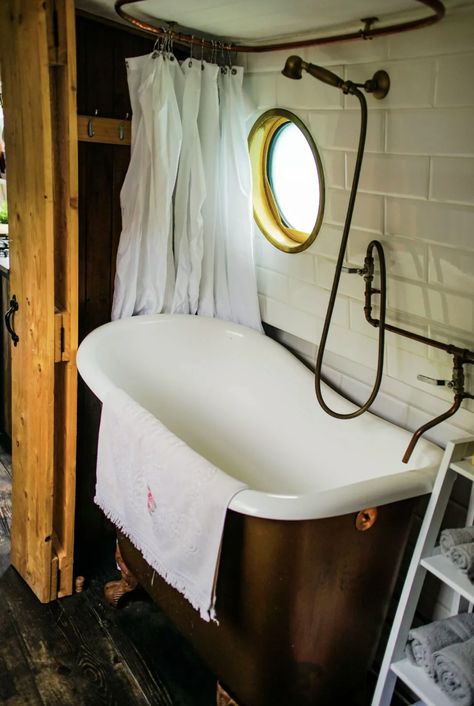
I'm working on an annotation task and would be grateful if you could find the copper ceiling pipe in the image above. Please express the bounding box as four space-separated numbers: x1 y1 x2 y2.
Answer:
114 0 445 53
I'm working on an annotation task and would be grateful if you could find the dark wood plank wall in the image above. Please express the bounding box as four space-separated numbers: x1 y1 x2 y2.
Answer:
75 15 158 573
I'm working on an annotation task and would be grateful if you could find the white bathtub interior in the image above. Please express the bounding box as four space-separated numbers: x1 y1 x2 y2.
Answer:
77 314 443 520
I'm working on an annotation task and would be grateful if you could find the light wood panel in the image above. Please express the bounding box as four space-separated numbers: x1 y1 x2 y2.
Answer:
0 0 78 602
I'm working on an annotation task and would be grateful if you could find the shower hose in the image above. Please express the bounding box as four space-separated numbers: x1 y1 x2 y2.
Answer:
314 86 387 419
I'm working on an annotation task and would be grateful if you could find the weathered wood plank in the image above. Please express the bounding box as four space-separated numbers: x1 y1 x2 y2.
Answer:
107 585 216 706
0 562 220 706
84 583 175 706
0 567 155 705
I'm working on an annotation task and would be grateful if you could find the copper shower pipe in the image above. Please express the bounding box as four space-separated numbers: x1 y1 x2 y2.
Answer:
402 395 463 464
363 251 474 462
114 0 445 53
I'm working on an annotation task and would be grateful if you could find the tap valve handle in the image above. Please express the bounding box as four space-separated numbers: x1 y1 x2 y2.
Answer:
341 264 367 275
417 374 452 387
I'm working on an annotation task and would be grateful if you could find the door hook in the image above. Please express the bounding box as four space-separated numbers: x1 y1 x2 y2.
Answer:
5 294 19 346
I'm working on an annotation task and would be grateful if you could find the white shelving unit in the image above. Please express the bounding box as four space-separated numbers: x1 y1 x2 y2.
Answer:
371 436 474 706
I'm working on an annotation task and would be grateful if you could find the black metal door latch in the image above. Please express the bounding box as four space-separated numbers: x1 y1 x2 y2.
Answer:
5 294 19 346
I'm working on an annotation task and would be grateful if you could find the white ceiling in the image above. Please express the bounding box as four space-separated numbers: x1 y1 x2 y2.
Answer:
75 0 473 43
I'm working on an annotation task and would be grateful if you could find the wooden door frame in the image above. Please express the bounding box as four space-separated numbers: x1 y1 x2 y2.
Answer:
0 0 78 602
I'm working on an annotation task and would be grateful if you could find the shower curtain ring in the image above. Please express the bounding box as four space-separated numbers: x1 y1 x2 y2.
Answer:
170 30 175 58
189 36 194 67
200 37 205 69
156 28 167 56
220 41 227 73
226 44 236 74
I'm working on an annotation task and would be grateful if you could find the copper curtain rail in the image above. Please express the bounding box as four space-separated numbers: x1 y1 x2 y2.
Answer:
115 0 445 53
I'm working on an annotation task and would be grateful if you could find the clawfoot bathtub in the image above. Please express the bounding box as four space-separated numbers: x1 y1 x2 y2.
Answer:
77 314 442 706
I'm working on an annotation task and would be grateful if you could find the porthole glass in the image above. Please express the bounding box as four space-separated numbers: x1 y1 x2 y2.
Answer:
248 109 324 253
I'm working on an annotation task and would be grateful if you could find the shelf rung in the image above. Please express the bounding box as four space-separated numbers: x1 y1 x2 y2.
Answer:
391 659 455 706
450 459 474 482
420 553 474 604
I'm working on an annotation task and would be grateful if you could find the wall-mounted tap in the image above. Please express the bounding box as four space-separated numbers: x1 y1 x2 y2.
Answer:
358 237 474 462
403 354 474 463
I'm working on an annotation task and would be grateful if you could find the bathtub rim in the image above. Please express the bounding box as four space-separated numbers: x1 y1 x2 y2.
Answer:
77 313 440 521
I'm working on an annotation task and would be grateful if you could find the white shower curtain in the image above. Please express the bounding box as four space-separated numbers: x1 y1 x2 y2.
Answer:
112 51 262 332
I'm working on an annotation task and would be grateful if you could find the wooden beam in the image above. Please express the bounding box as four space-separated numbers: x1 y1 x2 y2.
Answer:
49 0 79 599
0 0 78 603
1 0 56 603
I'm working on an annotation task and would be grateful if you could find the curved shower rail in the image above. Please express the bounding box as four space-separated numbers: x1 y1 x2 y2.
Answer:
114 0 445 53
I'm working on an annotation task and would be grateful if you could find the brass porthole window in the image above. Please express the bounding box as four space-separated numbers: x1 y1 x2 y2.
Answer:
248 109 325 253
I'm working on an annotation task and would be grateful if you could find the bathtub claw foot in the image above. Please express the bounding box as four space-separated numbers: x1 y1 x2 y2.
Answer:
217 682 240 706
104 541 139 608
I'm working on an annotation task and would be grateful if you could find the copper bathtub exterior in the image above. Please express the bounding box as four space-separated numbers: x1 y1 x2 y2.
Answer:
118 496 416 706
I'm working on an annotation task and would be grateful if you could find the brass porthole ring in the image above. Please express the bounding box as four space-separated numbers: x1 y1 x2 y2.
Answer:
355 507 378 531
248 109 325 254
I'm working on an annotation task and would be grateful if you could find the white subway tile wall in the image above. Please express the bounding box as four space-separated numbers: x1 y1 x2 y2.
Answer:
244 6 474 444
430 156 474 204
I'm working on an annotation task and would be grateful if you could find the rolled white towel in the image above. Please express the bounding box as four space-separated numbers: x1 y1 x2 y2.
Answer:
433 635 474 706
405 613 474 678
450 542 474 579
440 527 474 556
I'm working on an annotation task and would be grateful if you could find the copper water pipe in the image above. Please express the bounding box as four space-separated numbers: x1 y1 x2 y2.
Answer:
402 395 463 464
114 0 445 53
363 253 474 367
365 302 474 364
364 264 474 461
402 353 473 463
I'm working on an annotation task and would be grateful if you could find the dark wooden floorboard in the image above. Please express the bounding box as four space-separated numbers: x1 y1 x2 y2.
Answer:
81 589 174 706
109 594 215 706
0 596 46 705
0 566 216 706
0 451 12 478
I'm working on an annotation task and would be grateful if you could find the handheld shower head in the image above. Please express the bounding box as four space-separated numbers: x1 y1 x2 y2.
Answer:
282 55 344 89
282 55 390 99
281 55 305 80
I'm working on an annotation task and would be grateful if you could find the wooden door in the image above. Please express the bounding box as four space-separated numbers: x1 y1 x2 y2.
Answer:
0 0 78 602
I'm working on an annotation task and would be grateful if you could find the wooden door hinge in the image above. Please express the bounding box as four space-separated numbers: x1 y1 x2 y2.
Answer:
47 1 68 66
52 535 74 598
54 310 70 362
50 553 59 601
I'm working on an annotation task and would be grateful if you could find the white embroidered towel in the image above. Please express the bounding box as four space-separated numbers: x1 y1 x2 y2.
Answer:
95 386 247 622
